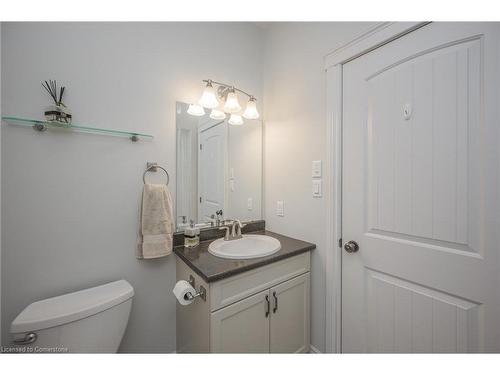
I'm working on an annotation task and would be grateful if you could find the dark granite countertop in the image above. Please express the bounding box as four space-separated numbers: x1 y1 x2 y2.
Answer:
174 230 316 282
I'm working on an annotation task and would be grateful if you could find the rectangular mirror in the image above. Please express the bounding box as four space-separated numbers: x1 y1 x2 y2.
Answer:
175 102 262 231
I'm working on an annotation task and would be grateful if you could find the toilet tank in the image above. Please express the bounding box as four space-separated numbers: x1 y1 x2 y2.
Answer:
10 280 134 353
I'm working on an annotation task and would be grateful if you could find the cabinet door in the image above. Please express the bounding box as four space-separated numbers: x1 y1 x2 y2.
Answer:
210 289 270 353
270 273 310 353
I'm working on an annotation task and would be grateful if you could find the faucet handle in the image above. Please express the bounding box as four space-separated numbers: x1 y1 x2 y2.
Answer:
234 220 246 237
238 224 247 236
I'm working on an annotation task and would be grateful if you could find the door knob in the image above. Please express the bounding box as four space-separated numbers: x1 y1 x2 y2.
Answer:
344 240 359 253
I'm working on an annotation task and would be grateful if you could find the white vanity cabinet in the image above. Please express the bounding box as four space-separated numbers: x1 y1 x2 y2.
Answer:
210 273 310 353
210 289 270 353
269 273 310 353
176 251 311 353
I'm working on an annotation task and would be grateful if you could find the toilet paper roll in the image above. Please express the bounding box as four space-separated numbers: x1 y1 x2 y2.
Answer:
173 280 197 306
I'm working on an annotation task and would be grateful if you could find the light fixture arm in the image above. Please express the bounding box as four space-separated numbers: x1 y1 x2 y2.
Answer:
203 79 256 101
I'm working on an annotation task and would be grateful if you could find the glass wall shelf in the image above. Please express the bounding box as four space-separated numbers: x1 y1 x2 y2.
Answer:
1 116 154 142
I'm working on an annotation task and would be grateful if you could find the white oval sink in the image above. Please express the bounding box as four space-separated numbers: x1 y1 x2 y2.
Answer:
208 235 281 259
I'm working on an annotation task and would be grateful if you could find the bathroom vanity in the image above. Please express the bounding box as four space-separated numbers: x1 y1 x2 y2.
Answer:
174 100 313 353
174 227 315 353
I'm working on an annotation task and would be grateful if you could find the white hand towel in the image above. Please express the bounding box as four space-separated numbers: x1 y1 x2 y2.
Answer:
137 183 174 259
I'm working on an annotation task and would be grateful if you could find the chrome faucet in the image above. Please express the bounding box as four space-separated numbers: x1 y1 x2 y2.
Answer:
219 219 246 241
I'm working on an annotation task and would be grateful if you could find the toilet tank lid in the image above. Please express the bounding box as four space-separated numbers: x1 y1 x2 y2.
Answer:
11 280 134 333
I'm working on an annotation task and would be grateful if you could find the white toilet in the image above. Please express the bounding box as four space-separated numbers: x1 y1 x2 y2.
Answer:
10 280 134 353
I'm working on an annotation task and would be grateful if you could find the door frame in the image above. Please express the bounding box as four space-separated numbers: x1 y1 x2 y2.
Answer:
197 118 228 223
323 21 431 353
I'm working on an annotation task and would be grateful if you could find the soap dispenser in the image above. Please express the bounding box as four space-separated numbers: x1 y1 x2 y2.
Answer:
177 215 189 231
184 220 200 248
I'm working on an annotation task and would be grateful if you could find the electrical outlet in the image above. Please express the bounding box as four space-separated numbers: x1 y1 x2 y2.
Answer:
276 200 284 217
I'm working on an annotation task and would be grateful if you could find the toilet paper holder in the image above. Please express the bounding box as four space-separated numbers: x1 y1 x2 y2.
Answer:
185 275 206 302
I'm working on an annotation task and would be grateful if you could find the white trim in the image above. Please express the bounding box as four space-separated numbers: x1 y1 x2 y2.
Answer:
309 345 322 354
198 118 224 132
323 21 431 353
324 22 430 69
324 64 343 354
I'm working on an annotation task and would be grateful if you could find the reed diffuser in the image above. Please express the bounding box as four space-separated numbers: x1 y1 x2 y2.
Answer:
42 80 72 125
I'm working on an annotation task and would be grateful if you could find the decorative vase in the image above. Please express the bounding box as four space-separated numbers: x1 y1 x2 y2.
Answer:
44 104 72 126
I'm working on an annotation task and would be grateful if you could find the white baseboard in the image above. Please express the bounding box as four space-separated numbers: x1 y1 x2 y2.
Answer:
309 345 322 354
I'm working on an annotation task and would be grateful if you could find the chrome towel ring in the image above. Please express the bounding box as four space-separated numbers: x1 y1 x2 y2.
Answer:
143 162 170 185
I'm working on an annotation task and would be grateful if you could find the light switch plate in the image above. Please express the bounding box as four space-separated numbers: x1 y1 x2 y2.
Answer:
312 160 322 178
247 198 253 211
276 200 284 217
230 180 235 192
312 179 322 198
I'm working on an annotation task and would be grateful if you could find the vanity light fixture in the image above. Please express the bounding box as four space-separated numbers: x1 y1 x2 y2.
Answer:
187 104 205 116
228 114 244 126
190 79 260 125
210 109 226 120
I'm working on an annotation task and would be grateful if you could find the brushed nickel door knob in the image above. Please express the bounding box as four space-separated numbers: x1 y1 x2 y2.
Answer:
344 240 359 253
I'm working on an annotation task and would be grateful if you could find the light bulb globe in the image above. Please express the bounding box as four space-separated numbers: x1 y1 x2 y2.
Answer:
242 98 260 119
187 104 205 116
223 91 242 113
228 114 244 126
198 82 219 109
210 109 226 120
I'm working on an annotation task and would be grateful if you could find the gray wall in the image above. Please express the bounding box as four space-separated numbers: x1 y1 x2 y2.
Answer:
262 22 377 352
1 22 263 352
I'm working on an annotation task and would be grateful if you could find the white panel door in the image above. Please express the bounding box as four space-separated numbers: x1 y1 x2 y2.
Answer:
210 290 270 353
342 23 500 353
270 273 310 353
198 122 226 222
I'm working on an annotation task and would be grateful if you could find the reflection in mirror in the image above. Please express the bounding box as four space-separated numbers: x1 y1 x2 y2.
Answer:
176 102 262 231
